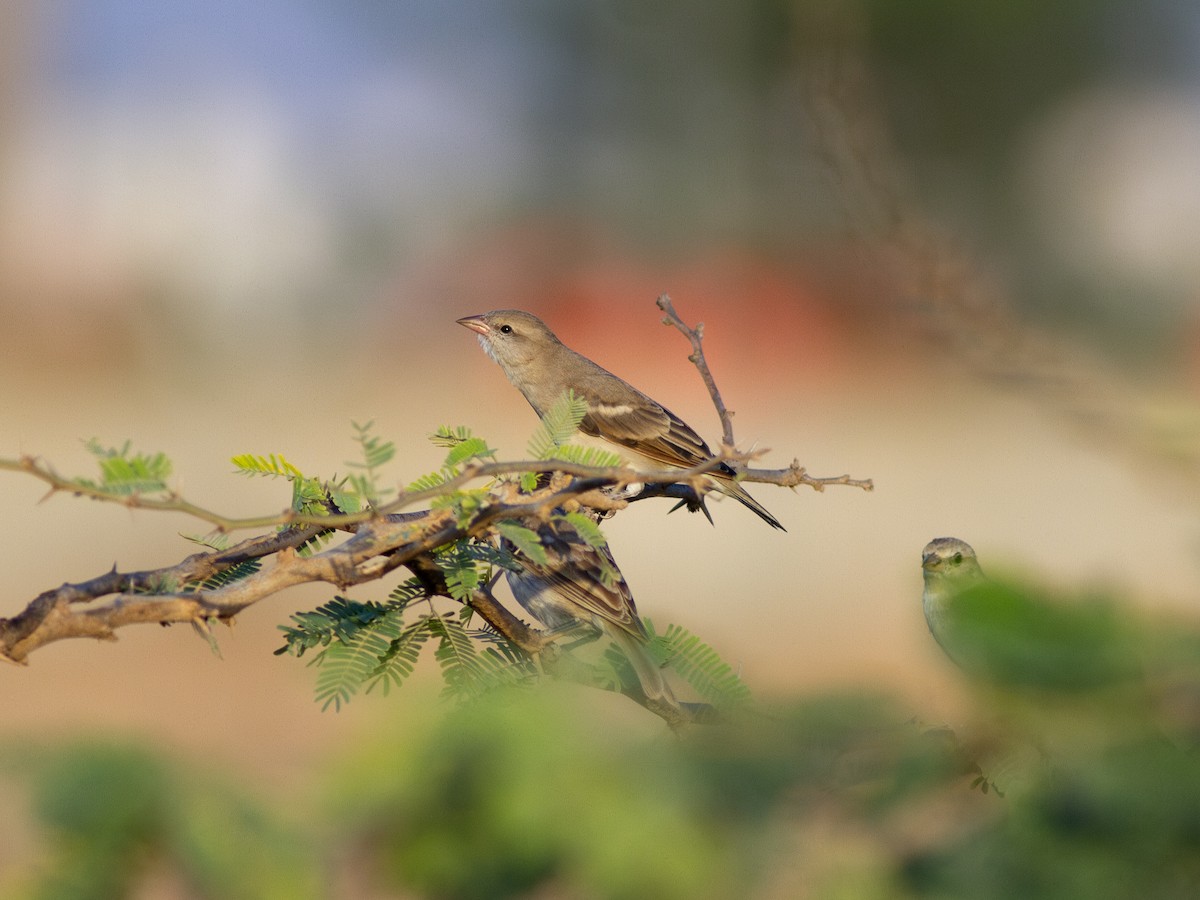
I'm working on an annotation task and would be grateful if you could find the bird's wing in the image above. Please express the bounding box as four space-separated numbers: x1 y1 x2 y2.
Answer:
513 518 647 639
570 362 715 469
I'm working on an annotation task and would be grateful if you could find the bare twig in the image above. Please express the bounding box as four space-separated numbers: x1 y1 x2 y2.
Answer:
656 293 872 493
657 294 736 447
747 460 873 493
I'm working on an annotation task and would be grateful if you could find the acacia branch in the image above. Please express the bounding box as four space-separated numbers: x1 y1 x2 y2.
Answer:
0 299 868 729
0 465 705 665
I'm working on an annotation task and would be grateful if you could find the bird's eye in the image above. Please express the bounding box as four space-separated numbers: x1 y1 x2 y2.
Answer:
499 324 513 334
951 553 962 564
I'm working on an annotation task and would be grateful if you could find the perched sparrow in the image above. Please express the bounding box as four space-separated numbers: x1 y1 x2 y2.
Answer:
502 514 679 711
457 309 784 530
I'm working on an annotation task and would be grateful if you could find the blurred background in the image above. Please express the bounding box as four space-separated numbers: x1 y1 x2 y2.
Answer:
3 1 1200 896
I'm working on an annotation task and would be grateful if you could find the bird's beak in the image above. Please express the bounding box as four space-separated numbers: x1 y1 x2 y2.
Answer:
456 315 489 336
921 554 938 571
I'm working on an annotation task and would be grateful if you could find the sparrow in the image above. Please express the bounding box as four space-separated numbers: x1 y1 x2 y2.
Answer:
920 536 987 666
502 514 679 712
920 537 1136 691
457 309 784 530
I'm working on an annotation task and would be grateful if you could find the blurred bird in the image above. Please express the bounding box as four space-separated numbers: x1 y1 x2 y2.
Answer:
457 309 784 530
920 537 1137 691
502 514 679 712
920 537 987 667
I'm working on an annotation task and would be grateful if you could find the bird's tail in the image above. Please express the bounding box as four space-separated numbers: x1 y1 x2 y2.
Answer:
613 630 680 712
712 477 786 531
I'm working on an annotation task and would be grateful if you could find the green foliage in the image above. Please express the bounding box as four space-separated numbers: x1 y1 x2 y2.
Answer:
939 578 1141 692
561 509 607 549
429 425 496 467
650 621 753 707
344 419 397 506
387 577 430 607
520 389 623 489
276 595 399 657
494 522 549 567
525 390 589 460
313 609 413 712
3 739 320 900
362 618 433 698
547 441 623 469
428 614 490 700
75 440 172 496
190 559 262 592
231 451 345 523
403 426 496 524
230 452 302 480
13 607 1200 900
279 575 542 709
181 531 230 551
437 540 486 602
327 692 746 900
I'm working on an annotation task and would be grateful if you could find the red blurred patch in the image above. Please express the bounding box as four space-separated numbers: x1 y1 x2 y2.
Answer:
398 216 856 396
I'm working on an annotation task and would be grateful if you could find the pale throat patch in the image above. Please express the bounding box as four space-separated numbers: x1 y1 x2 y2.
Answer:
476 334 498 364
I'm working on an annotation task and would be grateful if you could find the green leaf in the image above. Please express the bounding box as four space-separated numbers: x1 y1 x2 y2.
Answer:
295 528 337 558
549 443 623 468
78 440 172 495
345 420 396 505
654 621 752 707
180 532 230 551
526 390 588 459
429 425 475 448
388 577 430 607
347 420 396 470
439 542 484 601
190 559 262 592
313 610 407 711
561 511 606 549
364 618 431 696
231 453 303 480
406 470 448 493
290 475 332 516
496 522 550 567
276 596 395 657
443 436 496 469
428 615 487 700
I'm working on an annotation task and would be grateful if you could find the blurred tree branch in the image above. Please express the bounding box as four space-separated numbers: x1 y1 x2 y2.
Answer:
802 23 1200 493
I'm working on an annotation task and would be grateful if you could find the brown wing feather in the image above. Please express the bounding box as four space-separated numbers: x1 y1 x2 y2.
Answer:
510 517 646 639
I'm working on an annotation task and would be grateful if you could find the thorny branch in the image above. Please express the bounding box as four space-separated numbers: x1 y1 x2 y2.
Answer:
0 300 872 726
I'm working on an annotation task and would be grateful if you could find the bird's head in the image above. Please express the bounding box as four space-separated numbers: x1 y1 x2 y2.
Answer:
456 309 560 371
921 537 984 588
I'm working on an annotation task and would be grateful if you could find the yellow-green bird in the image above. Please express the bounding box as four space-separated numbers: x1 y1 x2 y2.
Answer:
920 537 1138 692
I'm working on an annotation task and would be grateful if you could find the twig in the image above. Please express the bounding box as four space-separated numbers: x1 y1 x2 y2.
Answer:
656 294 873 493
745 460 873 493
0 453 726 534
657 294 736 447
